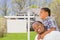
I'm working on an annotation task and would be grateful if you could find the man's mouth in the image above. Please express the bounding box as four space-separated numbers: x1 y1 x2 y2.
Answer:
38 29 40 32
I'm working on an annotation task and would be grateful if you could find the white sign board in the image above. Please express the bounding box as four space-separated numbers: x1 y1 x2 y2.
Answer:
7 19 27 33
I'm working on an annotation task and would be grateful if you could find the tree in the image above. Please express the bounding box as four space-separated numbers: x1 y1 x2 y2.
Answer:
47 0 60 28
0 0 7 16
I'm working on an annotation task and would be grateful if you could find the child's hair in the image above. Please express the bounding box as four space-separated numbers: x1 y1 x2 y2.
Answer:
41 8 51 16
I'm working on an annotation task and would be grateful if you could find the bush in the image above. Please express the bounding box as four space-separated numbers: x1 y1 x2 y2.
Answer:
0 17 7 37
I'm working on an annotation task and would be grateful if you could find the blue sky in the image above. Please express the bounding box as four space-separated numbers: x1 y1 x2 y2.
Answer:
0 0 52 16
0 0 5 16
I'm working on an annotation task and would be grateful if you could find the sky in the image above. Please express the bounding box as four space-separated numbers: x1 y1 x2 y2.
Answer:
0 0 52 16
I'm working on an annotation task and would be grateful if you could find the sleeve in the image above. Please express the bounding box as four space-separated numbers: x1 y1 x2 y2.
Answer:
34 34 38 40
48 19 57 28
35 35 43 40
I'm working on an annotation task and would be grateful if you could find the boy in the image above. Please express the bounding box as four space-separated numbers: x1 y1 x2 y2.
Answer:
32 8 59 40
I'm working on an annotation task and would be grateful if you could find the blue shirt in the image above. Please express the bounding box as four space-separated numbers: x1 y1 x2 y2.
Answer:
36 16 59 31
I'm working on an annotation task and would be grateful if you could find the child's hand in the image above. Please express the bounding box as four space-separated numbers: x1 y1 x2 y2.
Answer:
40 34 45 39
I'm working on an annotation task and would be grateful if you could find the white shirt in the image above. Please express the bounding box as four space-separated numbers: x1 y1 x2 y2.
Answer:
35 31 60 40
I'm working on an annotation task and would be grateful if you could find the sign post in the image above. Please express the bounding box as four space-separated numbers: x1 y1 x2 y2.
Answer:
27 11 30 40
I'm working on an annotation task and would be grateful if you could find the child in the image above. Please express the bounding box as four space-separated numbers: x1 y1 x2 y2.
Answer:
32 8 59 40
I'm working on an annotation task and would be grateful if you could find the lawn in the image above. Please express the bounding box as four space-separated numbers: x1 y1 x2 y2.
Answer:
0 31 37 40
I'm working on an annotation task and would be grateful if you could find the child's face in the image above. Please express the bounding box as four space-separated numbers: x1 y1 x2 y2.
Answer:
40 9 48 19
32 22 45 34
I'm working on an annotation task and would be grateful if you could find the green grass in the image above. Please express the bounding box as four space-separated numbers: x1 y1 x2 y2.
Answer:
0 31 37 40
30 31 37 40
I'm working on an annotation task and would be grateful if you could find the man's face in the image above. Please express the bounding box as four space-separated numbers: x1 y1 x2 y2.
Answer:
40 9 48 19
32 22 45 34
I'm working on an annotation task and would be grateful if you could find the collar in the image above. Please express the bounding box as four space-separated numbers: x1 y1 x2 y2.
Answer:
42 16 50 21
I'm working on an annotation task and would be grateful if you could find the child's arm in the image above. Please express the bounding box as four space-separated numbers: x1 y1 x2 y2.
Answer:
40 27 56 39
40 18 58 39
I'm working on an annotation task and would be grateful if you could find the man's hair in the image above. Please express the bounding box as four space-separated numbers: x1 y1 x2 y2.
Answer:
32 21 45 28
41 8 51 16
32 21 43 25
